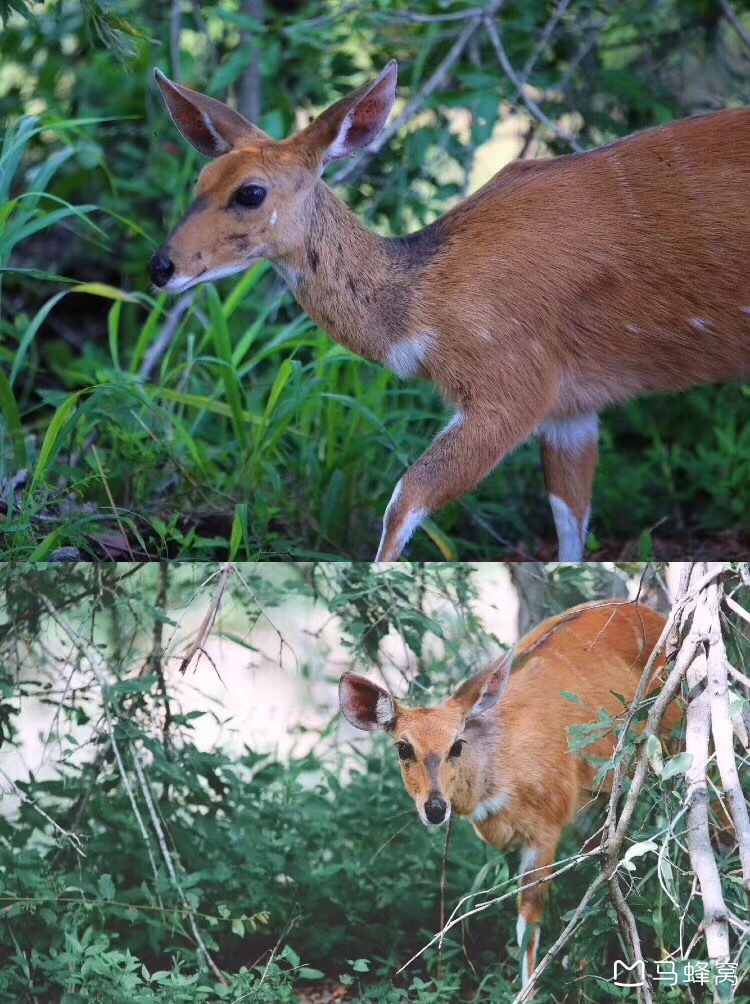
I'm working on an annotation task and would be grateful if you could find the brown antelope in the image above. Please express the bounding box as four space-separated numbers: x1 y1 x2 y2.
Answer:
149 62 750 561
338 600 682 990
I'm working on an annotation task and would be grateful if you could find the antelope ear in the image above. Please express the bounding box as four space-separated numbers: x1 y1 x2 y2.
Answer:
298 60 397 166
339 672 396 732
451 650 513 720
154 69 268 158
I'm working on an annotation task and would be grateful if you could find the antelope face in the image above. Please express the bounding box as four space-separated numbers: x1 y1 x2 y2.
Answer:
388 705 467 827
150 62 398 294
338 659 510 830
149 143 315 293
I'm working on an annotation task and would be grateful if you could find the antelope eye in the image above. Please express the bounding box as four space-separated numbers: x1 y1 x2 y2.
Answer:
448 740 464 759
233 183 266 208
396 741 415 762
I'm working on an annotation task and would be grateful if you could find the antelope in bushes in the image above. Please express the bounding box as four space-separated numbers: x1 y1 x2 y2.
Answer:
150 61 750 561
338 601 682 991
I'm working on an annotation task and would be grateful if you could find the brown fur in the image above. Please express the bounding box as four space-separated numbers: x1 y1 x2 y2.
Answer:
153 66 750 560
339 600 682 988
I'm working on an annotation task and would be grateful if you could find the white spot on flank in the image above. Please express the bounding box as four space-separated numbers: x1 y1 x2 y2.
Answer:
472 790 510 824
386 331 436 380
538 413 598 455
742 306 750 316
270 209 278 226
691 316 710 331
549 494 588 562
625 323 642 334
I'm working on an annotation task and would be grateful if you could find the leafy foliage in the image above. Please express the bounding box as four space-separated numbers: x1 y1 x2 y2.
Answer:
1 562 748 1000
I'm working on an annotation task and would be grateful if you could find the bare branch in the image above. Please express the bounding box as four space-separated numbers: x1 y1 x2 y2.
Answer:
512 872 607 1004
331 6 496 186
177 562 234 675
130 745 226 983
238 0 264 123
718 0 750 51
706 593 750 891
484 15 584 153
139 292 195 382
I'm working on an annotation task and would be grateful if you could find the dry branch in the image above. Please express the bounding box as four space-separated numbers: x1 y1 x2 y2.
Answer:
331 5 496 186
37 594 225 981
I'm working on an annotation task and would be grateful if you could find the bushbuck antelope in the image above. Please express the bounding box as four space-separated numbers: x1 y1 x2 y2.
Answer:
149 62 750 561
339 600 681 990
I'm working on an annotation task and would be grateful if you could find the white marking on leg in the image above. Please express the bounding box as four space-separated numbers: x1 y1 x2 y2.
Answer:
472 789 510 823
435 411 464 441
376 479 402 560
519 846 538 877
385 331 436 379
537 413 598 454
549 495 587 562
517 845 541 990
396 507 428 550
376 477 428 559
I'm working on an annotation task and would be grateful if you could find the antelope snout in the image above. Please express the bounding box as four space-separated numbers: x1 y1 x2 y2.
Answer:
424 795 448 825
148 249 175 287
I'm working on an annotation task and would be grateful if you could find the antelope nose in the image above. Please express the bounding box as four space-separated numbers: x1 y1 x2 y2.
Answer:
148 249 175 287
424 796 447 825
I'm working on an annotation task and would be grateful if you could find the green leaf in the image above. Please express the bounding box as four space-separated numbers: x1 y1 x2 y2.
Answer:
661 752 694 781
0 366 27 468
297 967 325 980
97 874 115 900
26 389 87 494
646 734 664 776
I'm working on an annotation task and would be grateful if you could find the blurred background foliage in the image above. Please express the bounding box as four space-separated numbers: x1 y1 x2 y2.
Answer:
3 561 748 1001
1 0 750 560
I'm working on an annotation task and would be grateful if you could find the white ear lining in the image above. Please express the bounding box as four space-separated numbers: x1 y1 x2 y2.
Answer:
375 692 395 726
200 110 232 155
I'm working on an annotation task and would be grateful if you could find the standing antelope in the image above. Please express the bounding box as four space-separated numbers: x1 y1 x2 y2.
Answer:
338 600 681 990
149 61 750 561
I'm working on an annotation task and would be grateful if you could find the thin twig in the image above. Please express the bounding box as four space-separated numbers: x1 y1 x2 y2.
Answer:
484 15 583 152
718 0 750 51
130 744 226 982
331 5 498 186
139 292 195 381
39 595 163 894
177 562 233 675
511 872 607 1004
0 768 86 858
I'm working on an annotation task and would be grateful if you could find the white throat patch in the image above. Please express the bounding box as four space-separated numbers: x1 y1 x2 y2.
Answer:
472 790 510 824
